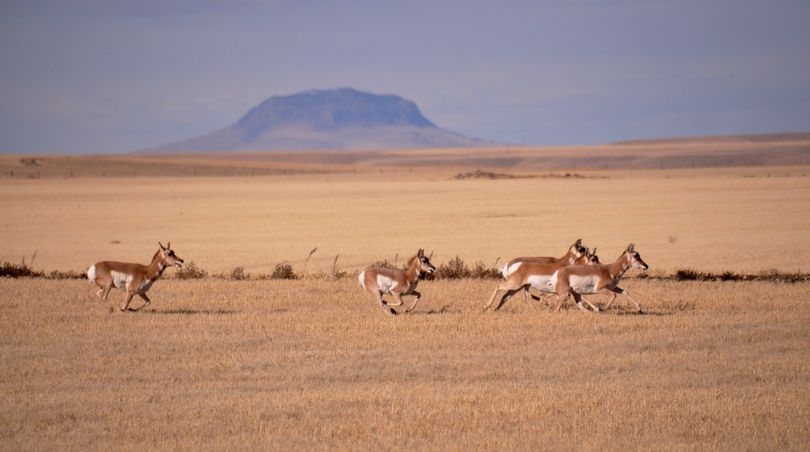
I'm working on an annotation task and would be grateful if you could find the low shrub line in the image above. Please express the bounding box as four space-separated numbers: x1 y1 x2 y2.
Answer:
2 259 808 283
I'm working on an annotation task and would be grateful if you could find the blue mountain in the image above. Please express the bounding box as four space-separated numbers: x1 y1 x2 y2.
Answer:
148 88 490 152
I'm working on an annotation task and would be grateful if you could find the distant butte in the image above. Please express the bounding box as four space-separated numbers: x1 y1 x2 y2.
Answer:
144 88 493 153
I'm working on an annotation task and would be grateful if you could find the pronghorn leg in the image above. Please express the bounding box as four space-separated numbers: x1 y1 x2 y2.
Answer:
405 290 422 313
554 291 570 312
120 293 135 312
485 288 504 311
387 292 403 307
376 292 396 316
618 288 643 313
391 292 405 310
131 293 151 312
579 295 600 313
572 292 593 313
521 288 538 308
95 287 104 298
102 281 114 300
494 288 520 311
602 291 620 310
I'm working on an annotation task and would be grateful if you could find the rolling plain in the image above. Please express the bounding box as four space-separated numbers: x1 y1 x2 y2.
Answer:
1 141 809 449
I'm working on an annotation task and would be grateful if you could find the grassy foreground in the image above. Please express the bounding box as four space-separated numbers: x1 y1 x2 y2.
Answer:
1 278 808 450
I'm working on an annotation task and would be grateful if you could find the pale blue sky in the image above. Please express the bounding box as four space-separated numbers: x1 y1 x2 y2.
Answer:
1 0 808 153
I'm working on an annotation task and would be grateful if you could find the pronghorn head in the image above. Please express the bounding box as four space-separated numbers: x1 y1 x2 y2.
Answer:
416 248 436 275
158 242 184 268
624 243 648 271
570 238 587 259
586 247 600 265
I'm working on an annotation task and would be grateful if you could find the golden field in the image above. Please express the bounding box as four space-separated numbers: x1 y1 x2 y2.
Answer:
1 278 809 449
0 165 808 275
1 148 809 449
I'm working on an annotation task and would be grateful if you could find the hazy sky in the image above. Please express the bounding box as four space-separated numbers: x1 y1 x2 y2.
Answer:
1 0 809 153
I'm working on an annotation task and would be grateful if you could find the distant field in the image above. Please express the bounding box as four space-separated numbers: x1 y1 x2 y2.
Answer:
1 278 808 449
1 132 809 179
0 166 807 275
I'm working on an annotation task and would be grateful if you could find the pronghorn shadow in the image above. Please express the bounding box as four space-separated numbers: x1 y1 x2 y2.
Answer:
409 305 459 315
146 308 239 316
611 310 674 317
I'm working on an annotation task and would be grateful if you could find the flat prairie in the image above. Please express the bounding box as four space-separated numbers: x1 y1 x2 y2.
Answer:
1 155 809 450
0 165 808 275
1 278 809 449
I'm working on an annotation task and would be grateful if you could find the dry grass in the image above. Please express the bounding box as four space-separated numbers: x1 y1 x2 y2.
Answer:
1 278 808 450
0 166 808 276
1 162 808 449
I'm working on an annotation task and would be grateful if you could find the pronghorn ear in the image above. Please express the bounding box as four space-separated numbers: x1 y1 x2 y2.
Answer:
417 248 424 257
627 243 635 252
575 239 582 246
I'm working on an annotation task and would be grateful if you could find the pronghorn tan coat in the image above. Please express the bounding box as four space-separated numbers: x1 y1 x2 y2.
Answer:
550 243 649 313
358 249 436 316
485 248 586 312
87 242 184 312
500 239 588 279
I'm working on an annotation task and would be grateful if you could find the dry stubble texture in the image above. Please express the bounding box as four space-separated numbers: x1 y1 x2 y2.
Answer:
1 278 809 450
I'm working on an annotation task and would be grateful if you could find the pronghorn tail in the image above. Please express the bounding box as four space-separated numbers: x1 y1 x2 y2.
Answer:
86 264 96 283
499 264 509 279
358 271 365 289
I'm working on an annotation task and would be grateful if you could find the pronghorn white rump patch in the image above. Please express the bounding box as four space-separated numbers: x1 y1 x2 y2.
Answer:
505 262 523 277
526 274 554 293
86 265 96 283
358 271 366 289
110 271 131 290
376 274 398 294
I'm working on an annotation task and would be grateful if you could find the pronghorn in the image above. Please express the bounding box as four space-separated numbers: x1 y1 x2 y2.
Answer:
500 239 588 278
550 243 649 313
358 249 436 316
87 242 184 312
485 245 589 312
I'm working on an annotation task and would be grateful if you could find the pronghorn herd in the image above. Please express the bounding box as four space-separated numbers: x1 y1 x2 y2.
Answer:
87 239 647 315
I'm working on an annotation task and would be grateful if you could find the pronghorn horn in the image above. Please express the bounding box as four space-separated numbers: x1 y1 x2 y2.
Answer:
592 247 597 255
166 241 171 249
575 239 582 246
158 242 166 250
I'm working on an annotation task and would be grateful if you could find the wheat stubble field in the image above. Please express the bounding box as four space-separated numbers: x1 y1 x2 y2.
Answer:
1 157 810 449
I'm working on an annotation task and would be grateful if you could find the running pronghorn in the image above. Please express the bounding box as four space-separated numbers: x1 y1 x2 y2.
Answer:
550 243 649 313
358 249 436 316
87 242 184 312
500 239 588 278
485 244 589 312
